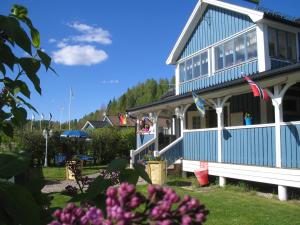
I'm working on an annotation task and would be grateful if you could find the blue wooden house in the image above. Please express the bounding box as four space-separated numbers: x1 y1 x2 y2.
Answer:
127 0 300 201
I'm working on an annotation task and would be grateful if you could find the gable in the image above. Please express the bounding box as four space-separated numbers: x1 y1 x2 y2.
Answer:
179 5 254 60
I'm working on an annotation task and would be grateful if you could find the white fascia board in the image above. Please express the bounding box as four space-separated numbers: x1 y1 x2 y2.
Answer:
203 0 264 22
166 1 206 65
104 115 114 126
81 121 94 130
166 0 264 65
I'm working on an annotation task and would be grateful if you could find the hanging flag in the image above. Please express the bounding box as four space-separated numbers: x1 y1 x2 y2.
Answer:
244 76 269 101
192 92 206 117
118 113 126 125
244 0 260 4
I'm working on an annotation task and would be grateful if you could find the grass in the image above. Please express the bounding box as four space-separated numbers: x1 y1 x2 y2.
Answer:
42 164 106 180
49 176 300 225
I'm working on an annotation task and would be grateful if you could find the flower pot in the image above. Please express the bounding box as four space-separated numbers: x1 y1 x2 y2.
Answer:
65 160 83 180
245 117 252 125
146 161 167 185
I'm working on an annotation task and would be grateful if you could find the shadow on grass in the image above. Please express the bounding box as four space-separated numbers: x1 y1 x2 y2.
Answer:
167 180 192 187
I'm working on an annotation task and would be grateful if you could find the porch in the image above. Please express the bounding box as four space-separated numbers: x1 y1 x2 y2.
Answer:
128 65 300 200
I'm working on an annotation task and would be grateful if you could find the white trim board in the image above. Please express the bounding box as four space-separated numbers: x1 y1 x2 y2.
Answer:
183 160 300 188
166 0 264 65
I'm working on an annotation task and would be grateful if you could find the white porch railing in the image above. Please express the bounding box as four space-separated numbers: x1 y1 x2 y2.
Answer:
154 137 184 165
130 137 156 168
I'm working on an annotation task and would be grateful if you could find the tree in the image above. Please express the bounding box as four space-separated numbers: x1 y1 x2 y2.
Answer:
0 5 54 225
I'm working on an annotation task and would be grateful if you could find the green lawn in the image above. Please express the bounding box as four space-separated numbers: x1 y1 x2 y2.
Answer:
42 164 106 180
49 180 300 225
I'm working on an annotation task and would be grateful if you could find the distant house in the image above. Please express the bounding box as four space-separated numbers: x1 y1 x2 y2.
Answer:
127 0 300 201
81 115 136 131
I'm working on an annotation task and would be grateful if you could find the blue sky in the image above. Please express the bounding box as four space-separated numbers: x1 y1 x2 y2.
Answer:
1 0 299 122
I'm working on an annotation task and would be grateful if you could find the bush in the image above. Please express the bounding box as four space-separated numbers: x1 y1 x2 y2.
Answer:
90 127 135 164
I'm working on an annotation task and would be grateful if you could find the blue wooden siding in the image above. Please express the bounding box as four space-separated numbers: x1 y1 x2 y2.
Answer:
271 59 291 69
179 60 258 94
222 126 275 167
183 130 218 162
298 33 300 62
137 134 154 148
160 139 183 165
281 124 300 168
180 5 254 60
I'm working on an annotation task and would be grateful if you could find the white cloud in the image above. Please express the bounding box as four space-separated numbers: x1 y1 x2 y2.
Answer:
49 38 57 43
67 22 112 45
52 45 108 66
101 79 119 84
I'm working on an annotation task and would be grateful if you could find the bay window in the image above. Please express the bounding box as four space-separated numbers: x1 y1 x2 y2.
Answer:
268 27 297 62
201 52 208 75
179 62 185 82
193 55 201 78
214 29 257 71
186 58 193 81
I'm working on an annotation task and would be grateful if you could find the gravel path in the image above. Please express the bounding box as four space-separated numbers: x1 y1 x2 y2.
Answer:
42 173 146 194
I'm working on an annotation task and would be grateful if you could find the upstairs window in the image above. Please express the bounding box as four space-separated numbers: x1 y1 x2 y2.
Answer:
246 30 257 59
214 29 257 71
224 40 234 67
268 27 297 62
235 35 245 63
179 50 209 83
179 62 185 82
193 55 201 78
215 46 224 70
201 52 208 75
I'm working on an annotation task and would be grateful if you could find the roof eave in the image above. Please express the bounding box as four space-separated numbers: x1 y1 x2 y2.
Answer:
166 0 264 65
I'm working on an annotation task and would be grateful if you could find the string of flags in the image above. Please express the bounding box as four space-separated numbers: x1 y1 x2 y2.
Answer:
244 76 269 101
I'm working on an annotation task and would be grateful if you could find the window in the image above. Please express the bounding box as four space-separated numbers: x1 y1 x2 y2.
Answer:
246 30 257 59
268 28 277 57
186 58 193 81
192 116 201 129
178 50 208 83
287 32 297 61
224 40 234 67
214 29 257 71
193 55 201 78
278 30 287 59
201 52 208 75
268 27 297 62
179 62 185 82
235 35 245 63
215 45 224 70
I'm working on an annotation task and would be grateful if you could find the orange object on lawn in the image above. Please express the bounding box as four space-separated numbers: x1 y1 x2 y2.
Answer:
194 169 209 186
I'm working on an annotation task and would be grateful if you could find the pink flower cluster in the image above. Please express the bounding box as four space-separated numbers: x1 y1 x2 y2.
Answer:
49 183 208 225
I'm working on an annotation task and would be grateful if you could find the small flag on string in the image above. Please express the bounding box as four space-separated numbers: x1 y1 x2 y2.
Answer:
244 76 269 101
192 92 206 117
118 113 127 125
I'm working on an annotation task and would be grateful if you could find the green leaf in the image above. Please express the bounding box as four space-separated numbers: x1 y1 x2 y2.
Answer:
2 122 13 138
0 44 16 71
37 50 51 70
0 179 41 225
14 80 30 98
133 163 152 184
30 27 40 48
85 175 111 200
19 58 41 94
0 16 32 55
119 169 139 185
107 159 128 172
11 5 28 19
0 153 30 179
12 107 27 124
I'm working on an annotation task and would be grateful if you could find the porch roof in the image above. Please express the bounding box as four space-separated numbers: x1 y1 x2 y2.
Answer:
126 63 300 114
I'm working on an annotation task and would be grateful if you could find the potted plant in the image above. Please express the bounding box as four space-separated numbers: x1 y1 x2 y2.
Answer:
244 113 252 125
144 154 167 185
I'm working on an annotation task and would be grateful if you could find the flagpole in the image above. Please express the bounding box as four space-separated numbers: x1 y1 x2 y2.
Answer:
68 88 71 130
60 107 64 130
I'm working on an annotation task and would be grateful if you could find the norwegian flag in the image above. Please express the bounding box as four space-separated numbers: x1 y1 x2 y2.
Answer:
244 76 269 101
